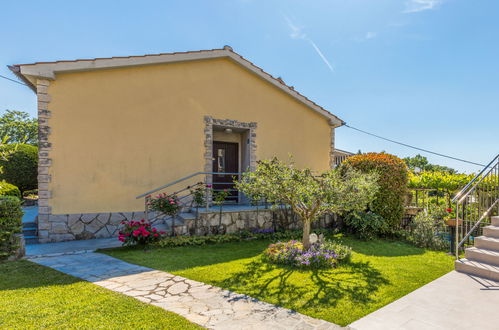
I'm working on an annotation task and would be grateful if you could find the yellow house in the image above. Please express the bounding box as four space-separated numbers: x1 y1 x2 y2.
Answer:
10 46 343 242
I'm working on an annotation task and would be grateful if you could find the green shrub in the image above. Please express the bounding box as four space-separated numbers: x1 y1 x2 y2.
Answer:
344 211 388 240
342 152 409 230
322 239 352 263
155 229 337 248
0 196 23 260
0 181 21 199
407 211 448 250
0 144 38 193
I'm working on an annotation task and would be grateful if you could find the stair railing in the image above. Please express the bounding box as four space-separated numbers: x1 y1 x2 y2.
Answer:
136 171 242 222
452 154 499 258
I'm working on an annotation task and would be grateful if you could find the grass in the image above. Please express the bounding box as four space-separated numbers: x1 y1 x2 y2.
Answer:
103 235 455 326
0 260 200 330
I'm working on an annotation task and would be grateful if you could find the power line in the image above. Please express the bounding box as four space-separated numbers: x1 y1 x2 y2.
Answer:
343 123 485 167
0 74 28 86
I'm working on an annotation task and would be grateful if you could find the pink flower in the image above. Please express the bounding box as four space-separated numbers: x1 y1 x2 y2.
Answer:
206 184 212 188
160 231 166 235
132 230 140 237
142 231 150 237
152 228 157 233
153 233 159 237
141 219 145 223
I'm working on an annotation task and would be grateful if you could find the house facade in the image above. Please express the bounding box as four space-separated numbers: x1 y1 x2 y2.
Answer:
10 46 344 242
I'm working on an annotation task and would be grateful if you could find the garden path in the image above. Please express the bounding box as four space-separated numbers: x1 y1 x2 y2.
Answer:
29 252 343 330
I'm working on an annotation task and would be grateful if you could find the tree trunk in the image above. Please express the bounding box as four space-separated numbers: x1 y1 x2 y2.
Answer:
302 219 311 250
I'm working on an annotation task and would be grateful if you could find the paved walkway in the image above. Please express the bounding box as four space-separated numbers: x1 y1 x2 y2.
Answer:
30 252 342 329
350 270 499 330
25 238 122 257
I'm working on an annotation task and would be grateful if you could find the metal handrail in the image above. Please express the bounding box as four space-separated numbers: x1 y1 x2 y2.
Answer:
452 154 499 203
456 199 499 252
454 154 499 258
136 171 241 199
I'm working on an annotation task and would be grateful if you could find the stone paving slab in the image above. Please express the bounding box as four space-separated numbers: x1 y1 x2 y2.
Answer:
30 252 343 329
349 270 499 330
26 238 122 257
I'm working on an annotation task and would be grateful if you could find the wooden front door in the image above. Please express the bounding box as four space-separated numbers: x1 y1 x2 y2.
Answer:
212 141 239 203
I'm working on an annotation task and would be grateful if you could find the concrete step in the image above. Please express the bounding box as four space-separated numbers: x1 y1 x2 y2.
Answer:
475 236 499 251
178 212 196 220
483 225 499 238
23 229 37 236
23 235 39 245
465 247 499 267
492 216 499 227
455 258 499 281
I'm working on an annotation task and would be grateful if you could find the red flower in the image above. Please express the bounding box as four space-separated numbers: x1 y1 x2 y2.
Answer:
152 228 157 232
142 231 150 237
160 231 166 235
153 233 159 237
132 230 140 237
141 219 145 223
446 208 453 212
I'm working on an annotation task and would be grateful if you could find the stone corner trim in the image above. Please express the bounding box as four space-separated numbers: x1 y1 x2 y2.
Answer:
36 79 53 243
329 126 336 169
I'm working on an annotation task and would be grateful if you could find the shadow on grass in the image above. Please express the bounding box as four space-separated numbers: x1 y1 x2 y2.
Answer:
0 260 83 291
218 257 389 310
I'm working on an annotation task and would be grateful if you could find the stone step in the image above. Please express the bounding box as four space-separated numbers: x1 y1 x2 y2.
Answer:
178 212 196 220
483 225 499 238
475 236 499 251
23 222 37 229
455 258 499 281
23 229 37 236
492 216 499 227
465 247 499 267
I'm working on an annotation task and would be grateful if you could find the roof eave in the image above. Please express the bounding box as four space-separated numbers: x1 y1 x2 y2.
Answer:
7 65 36 93
11 47 344 124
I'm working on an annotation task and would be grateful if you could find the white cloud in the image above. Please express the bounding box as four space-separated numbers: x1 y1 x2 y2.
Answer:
365 31 377 40
283 15 334 72
404 0 442 13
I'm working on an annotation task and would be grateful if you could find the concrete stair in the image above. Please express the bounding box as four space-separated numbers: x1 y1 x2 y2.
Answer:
455 216 499 280
22 221 39 244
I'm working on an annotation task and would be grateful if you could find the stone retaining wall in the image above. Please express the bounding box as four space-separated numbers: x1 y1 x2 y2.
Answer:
42 209 336 243
183 209 336 236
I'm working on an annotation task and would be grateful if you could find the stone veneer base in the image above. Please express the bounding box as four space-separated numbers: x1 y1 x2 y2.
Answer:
40 209 336 243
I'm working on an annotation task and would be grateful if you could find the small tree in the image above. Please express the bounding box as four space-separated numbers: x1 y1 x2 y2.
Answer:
0 110 38 145
236 158 378 249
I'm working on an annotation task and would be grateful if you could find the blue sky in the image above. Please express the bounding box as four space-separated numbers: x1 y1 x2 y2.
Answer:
1 0 497 173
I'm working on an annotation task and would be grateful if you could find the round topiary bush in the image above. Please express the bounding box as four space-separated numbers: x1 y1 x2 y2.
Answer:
0 144 38 193
342 152 409 231
0 181 21 198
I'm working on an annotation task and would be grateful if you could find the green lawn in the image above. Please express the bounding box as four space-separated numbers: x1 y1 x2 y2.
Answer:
103 236 454 326
0 260 200 330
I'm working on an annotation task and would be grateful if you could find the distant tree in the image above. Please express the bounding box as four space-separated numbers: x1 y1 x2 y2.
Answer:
404 154 456 174
0 110 38 145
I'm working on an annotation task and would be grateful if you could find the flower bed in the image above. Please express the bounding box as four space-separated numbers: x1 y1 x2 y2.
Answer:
118 219 166 247
264 239 351 269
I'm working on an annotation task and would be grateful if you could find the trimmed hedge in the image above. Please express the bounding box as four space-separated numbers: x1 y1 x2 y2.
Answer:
0 181 21 199
0 196 23 260
342 152 409 230
0 144 38 193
